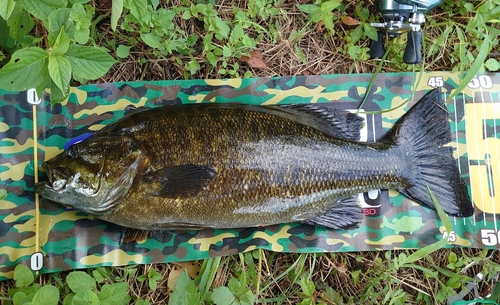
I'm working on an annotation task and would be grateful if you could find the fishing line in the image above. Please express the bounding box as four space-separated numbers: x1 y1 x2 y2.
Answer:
355 43 390 115
358 31 430 116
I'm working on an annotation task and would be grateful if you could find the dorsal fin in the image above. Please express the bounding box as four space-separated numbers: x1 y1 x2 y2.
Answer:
268 104 364 141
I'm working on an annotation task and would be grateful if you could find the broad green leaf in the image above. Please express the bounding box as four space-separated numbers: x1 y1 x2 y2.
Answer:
364 23 379 41
72 289 100 305
296 4 321 14
47 8 73 45
350 25 363 44
13 291 27 305
203 33 214 51
321 1 341 12
47 79 68 104
227 277 241 294
73 26 90 45
323 15 334 31
464 2 474 12
231 23 244 42
300 278 315 297
215 16 230 39
0 0 15 20
448 251 458 265
32 285 59 305
0 47 48 91
124 0 147 21
323 287 344 304
62 292 75 305
98 283 128 305
211 287 235 305
360 7 369 21
477 1 491 14
149 278 157 291
485 58 499 71
152 8 175 26
116 45 132 58
111 0 124 30
186 59 201 75
66 271 96 293
140 32 161 48
222 45 231 57
7 3 35 39
35 76 51 103
64 44 116 81
239 291 255 305
299 298 313 305
13 264 34 288
48 55 71 93
169 270 202 305
182 9 191 20
150 0 159 9
351 269 361 285
50 28 70 56
17 0 68 24
70 3 91 44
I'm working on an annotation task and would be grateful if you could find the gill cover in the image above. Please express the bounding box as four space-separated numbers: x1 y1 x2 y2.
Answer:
37 135 148 216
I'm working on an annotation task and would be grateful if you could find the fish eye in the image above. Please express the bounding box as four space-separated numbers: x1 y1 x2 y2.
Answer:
66 145 78 159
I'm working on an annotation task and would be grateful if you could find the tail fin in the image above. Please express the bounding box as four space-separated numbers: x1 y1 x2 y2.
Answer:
386 88 474 217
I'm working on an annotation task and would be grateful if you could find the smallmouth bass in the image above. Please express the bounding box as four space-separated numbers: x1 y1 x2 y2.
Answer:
35 88 474 230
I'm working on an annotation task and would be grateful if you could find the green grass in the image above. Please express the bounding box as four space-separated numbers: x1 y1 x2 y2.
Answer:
0 0 500 304
3 249 500 304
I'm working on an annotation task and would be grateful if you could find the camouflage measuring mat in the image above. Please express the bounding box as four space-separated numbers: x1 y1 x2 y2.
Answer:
1 72 499 280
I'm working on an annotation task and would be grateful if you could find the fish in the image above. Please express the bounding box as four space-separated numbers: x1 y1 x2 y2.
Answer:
35 88 474 231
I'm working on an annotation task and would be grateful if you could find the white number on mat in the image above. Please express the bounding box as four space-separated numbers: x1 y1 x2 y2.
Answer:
468 75 493 89
30 252 43 271
480 229 500 246
428 76 444 88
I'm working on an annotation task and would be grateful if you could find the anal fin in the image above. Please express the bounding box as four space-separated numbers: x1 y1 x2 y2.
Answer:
301 196 363 229
120 228 150 244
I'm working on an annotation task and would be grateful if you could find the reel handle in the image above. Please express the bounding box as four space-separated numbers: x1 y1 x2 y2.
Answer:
403 30 422 64
369 31 386 59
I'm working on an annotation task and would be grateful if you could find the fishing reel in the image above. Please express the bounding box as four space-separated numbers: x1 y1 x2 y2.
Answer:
369 0 443 64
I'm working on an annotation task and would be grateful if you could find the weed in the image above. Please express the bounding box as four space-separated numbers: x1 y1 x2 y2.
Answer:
5 264 136 305
0 1 115 103
137 266 163 292
296 0 343 34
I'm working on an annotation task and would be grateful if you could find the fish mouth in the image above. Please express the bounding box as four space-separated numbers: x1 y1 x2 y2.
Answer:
38 162 69 192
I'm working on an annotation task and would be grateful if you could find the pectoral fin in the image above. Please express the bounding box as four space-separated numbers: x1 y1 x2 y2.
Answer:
145 164 217 198
301 196 363 229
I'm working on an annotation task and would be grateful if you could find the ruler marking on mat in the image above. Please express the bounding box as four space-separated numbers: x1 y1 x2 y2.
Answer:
33 105 40 253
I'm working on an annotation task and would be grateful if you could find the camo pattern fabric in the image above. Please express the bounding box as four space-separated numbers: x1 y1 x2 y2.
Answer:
0 72 499 280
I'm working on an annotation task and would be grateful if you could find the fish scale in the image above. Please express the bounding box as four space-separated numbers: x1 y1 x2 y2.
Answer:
93 105 405 228
35 89 474 231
